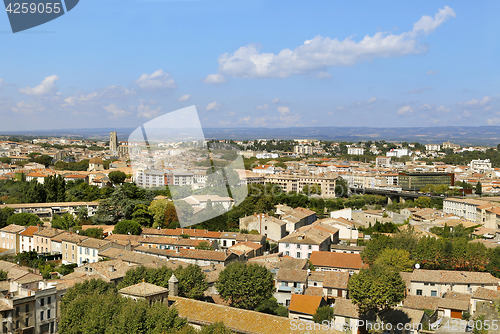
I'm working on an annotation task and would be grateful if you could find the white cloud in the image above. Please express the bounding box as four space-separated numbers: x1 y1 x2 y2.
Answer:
256 104 269 110
426 70 439 75
12 100 45 114
487 118 500 125
271 98 281 104
315 71 332 79
277 106 290 115
209 7 455 79
412 6 456 34
19 75 59 96
436 105 451 112
408 86 430 94
421 104 432 110
460 96 491 106
397 105 413 115
206 101 221 111
178 94 191 102
137 99 162 119
135 70 176 90
63 85 135 106
280 113 301 126
203 73 226 85
103 104 127 118
337 106 345 111
228 111 236 117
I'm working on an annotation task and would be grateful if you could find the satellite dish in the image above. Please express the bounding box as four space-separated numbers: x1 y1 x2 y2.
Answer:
415 263 420 269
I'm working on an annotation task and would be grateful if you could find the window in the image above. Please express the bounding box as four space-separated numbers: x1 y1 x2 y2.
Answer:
15 320 19 329
25 304 29 312
65 244 67 250
72 245 74 251
80 247 82 254
40 298 44 306
308 245 312 250
72 254 74 260
40 311 44 321
313 282 317 286
47 309 51 319
416 289 422 296
431 290 437 297
296 252 301 258
16 307 19 317
25 318 29 326
93 249 95 257
308 253 311 258
47 296 51 304
65 253 67 259
285 243 290 248
285 251 290 256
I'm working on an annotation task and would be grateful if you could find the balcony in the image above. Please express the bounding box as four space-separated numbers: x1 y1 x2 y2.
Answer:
277 286 303 294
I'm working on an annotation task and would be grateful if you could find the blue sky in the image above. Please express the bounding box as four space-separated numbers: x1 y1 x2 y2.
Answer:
0 1 499 131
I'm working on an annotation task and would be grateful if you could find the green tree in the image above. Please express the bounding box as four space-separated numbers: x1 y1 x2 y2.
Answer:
312 306 334 324
476 181 482 195
148 199 170 228
132 204 153 227
374 248 414 272
113 220 142 235
0 207 14 228
216 262 274 310
0 270 7 281
51 213 77 231
174 264 209 300
108 171 127 186
195 241 212 250
6 212 41 226
348 267 406 315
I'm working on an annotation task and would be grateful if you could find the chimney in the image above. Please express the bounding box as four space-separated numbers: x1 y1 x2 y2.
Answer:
109 265 115 272
169 274 179 296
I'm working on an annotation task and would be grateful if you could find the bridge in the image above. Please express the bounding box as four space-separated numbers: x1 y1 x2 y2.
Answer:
349 187 446 203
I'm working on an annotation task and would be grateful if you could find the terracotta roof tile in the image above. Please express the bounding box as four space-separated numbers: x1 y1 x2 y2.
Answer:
288 294 324 315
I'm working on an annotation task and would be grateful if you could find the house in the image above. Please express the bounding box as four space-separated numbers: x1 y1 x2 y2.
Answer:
330 244 365 254
278 226 334 260
320 218 360 243
239 214 286 242
0 202 99 220
119 281 169 304
229 241 264 258
307 271 350 301
33 228 65 254
470 287 500 314
61 233 88 265
73 259 138 284
288 294 326 322
77 239 114 265
133 246 241 266
333 299 363 334
168 296 330 334
274 269 308 306
403 295 469 319
20 226 40 252
409 269 500 297
309 251 366 274
139 236 215 251
50 231 71 255
252 165 275 174
0 224 26 253
182 195 234 211
98 248 172 267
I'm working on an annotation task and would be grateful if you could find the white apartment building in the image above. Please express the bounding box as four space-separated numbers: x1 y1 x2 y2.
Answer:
294 145 313 155
386 148 412 158
173 172 194 186
347 147 364 155
425 144 441 151
443 198 488 221
469 159 492 173
0 224 25 253
135 169 166 188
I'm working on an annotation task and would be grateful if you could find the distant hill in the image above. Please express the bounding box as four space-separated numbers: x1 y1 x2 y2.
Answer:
2 126 500 146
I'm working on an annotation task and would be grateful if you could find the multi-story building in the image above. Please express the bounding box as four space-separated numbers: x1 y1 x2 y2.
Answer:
469 159 493 173
443 198 488 221
425 144 441 151
263 174 341 198
61 233 88 265
409 269 499 297
278 226 335 260
0 224 25 253
239 214 287 242
309 251 366 274
0 202 99 220
398 172 454 191
19 226 40 253
375 156 391 168
135 169 167 189
347 147 364 155
386 148 411 158
77 239 114 265
33 228 64 254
